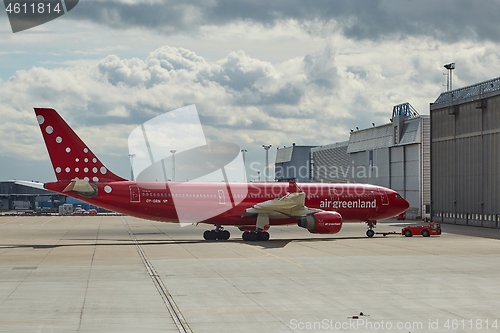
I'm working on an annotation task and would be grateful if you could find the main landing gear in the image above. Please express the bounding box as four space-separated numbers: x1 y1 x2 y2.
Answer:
203 225 230 241
242 230 270 241
366 221 377 238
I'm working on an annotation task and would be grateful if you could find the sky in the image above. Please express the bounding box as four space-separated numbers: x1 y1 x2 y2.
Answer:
1 0 500 182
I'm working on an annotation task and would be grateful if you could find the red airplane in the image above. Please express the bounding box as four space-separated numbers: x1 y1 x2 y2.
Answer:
34 108 409 241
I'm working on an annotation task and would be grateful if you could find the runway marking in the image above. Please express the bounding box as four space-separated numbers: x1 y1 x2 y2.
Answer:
243 244 302 267
41 217 58 226
121 217 192 333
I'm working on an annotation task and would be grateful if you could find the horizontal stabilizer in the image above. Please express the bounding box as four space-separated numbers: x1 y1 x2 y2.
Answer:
13 180 45 190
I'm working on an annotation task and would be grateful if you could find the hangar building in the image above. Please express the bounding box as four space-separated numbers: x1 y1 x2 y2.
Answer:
430 76 500 227
275 144 316 182
312 103 430 219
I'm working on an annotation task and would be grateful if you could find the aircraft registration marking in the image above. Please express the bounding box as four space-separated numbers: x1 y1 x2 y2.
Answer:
145 199 168 204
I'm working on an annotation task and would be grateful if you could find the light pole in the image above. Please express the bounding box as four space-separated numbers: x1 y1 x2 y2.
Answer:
128 154 135 181
262 144 272 182
241 149 247 179
170 150 176 181
444 62 455 91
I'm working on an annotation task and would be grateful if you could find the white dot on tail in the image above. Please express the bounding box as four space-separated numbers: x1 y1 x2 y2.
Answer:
83 148 89 153
84 168 89 173
84 158 88 163
92 167 98 173
92 158 97 163
84 177 89 181
93 177 99 182
46 126 53 134
75 158 79 162
37 115 45 125
75 168 79 172
65 167 70 172
104 185 112 193
55 167 61 173
100 167 107 174
56 137 62 143
66 147 71 153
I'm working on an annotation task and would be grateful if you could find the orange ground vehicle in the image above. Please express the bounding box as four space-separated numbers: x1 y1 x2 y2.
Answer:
402 222 441 237
375 222 442 237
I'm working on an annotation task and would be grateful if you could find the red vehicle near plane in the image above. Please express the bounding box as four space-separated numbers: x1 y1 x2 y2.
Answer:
34 108 410 241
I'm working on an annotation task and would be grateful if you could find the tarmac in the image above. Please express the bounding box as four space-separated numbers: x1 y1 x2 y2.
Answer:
1 215 500 333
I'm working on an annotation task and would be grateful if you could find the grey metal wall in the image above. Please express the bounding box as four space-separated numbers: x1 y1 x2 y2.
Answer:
348 144 422 218
431 93 500 227
422 117 431 214
275 146 315 182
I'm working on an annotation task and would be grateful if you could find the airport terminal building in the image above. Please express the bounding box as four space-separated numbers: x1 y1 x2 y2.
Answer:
430 76 500 227
0 181 65 212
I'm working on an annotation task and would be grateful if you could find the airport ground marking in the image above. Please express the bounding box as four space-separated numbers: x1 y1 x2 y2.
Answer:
243 243 302 267
121 217 193 333
41 216 58 226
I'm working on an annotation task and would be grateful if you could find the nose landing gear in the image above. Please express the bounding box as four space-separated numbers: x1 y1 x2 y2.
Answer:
366 221 377 237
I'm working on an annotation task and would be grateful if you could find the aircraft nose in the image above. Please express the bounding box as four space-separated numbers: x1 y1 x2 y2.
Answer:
403 198 410 210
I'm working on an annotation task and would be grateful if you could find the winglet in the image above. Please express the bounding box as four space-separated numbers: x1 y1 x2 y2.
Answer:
34 108 126 183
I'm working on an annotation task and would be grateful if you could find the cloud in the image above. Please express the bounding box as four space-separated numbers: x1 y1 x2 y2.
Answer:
0 45 351 169
66 0 500 42
2 36 500 181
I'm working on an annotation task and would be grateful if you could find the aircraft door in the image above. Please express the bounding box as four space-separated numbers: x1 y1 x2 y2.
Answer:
329 188 339 202
378 188 389 205
129 185 140 203
218 190 225 205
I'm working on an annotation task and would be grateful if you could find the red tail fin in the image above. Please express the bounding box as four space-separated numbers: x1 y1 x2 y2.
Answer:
34 108 126 183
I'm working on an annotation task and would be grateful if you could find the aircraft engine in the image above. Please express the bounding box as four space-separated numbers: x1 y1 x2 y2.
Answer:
298 211 343 234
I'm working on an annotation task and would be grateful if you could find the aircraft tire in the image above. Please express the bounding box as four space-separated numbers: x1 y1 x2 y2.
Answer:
247 232 258 241
366 229 375 238
242 231 249 241
257 231 270 241
220 230 230 240
203 230 211 240
208 230 217 240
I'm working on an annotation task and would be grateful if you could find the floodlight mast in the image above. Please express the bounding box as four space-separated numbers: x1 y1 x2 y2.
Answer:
444 63 455 91
262 144 272 182
128 154 135 180
170 150 177 181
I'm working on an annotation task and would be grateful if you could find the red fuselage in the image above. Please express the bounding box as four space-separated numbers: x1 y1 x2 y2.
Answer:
45 181 410 227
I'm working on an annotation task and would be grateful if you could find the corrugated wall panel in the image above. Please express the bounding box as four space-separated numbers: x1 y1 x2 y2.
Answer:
432 91 500 226
422 117 431 208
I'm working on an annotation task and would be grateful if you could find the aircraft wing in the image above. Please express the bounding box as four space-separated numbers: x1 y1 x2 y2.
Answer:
243 192 322 229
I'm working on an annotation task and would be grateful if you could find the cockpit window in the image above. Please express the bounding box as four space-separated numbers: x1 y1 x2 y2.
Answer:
395 194 402 199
